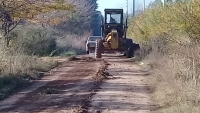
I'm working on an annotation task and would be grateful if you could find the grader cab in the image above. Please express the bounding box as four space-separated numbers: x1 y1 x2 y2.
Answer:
95 9 139 58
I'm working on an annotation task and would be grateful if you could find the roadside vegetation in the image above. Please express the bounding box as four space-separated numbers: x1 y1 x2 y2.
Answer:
0 0 100 100
128 0 200 112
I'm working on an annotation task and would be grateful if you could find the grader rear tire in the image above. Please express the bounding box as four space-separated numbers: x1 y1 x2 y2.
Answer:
126 43 133 58
95 39 103 58
126 39 133 58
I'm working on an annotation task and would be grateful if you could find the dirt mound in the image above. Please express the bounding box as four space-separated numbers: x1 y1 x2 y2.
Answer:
94 60 111 81
72 105 88 113
80 56 96 62
68 56 81 61
0 54 110 113
95 68 110 81
68 56 97 62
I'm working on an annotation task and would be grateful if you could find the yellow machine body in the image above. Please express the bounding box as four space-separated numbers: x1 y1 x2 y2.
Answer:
103 29 119 49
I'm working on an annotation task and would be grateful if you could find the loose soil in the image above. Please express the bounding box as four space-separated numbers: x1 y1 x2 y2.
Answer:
0 56 106 113
88 54 157 113
0 54 157 113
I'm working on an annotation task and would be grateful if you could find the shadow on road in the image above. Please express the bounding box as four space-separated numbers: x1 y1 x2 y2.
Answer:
89 55 158 113
0 57 102 113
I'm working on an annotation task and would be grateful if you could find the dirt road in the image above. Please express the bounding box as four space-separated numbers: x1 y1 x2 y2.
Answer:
0 54 156 113
89 55 156 113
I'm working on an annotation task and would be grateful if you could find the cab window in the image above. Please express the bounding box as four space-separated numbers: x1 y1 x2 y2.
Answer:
106 13 121 24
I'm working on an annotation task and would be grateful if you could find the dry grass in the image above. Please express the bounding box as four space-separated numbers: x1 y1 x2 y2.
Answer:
142 37 200 113
0 55 58 100
0 54 58 76
0 26 91 100
56 32 91 55
0 45 58 100
127 1 200 112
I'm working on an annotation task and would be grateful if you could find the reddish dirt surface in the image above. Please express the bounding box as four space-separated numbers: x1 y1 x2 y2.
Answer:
89 54 157 113
0 54 156 113
0 56 105 113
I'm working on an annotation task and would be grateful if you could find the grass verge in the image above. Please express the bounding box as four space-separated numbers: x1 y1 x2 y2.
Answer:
0 56 58 101
140 40 200 113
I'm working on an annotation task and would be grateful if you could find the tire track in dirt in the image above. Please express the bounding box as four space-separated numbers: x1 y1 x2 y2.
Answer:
89 54 157 113
0 54 157 113
0 56 108 113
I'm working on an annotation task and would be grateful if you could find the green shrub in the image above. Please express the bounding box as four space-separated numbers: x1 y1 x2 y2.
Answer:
9 26 56 56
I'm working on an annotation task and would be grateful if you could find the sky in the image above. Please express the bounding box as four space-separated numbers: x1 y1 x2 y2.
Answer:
97 0 164 14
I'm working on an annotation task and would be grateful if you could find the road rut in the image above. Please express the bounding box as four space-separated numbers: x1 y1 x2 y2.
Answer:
0 56 104 113
89 55 156 113
0 55 156 113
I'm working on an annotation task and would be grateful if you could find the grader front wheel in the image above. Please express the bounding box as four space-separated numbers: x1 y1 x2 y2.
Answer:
95 39 103 58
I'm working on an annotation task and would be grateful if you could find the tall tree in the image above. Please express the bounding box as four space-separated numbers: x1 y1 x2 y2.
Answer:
91 11 102 36
0 0 74 46
53 0 99 35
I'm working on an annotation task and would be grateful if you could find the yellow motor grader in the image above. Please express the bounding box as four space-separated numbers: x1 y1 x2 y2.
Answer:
95 9 139 58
